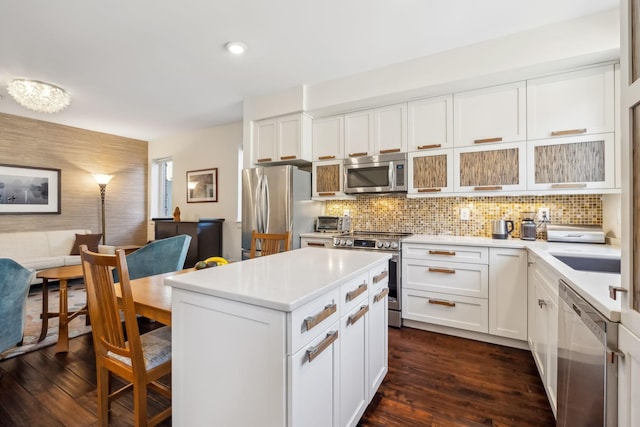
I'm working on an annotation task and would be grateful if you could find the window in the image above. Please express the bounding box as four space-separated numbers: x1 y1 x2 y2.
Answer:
152 157 173 218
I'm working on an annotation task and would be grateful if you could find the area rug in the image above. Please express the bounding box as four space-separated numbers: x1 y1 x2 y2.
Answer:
0 282 91 360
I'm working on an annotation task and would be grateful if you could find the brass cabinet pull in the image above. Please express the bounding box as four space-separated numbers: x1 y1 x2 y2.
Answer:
374 288 390 303
349 152 368 157
373 270 388 284
318 155 336 160
550 183 587 189
474 137 502 144
428 299 456 308
307 330 338 362
257 158 272 163
379 148 401 154
348 305 370 325
428 250 455 256
418 188 442 193
280 155 297 160
474 185 503 191
346 283 368 302
306 242 326 247
303 303 337 331
318 192 336 196
428 267 456 274
417 144 442 150
550 128 587 137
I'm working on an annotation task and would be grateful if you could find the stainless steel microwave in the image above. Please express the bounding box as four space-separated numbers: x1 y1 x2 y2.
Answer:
343 153 408 194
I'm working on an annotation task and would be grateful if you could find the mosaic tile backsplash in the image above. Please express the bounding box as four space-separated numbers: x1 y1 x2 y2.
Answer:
325 194 603 240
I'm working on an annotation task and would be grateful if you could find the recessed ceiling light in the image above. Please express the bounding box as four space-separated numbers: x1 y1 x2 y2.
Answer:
225 41 247 55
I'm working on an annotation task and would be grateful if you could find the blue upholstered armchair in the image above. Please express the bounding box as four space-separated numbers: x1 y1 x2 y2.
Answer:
113 234 191 282
0 259 35 352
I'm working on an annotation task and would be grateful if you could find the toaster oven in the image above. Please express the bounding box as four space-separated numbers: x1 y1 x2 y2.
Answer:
315 216 351 232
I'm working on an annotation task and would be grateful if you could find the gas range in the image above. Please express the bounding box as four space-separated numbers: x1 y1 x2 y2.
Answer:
333 231 412 251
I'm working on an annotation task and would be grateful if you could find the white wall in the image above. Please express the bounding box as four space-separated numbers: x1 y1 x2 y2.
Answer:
149 121 243 261
242 8 620 158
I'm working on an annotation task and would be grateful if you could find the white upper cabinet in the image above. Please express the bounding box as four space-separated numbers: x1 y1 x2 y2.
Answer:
253 118 277 164
408 95 453 151
345 104 407 158
526 65 615 140
345 110 374 158
312 115 344 161
526 133 615 191
252 113 312 165
374 103 407 154
453 81 526 147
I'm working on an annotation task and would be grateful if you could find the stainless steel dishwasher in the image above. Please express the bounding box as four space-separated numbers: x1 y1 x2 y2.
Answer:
557 280 618 427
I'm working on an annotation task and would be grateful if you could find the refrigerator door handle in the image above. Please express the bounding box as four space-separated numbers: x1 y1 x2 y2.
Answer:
263 175 270 233
256 174 265 234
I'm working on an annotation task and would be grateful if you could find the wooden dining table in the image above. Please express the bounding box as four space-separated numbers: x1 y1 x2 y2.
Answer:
117 268 194 325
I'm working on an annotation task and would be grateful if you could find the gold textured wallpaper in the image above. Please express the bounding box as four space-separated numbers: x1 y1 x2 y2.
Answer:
325 194 603 240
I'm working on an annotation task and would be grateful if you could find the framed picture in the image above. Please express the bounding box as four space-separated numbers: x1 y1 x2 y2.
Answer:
0 164 61 214
187 168 218 203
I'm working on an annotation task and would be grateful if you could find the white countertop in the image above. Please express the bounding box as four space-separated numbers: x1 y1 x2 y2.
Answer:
165 247 391 312
404 234 622 321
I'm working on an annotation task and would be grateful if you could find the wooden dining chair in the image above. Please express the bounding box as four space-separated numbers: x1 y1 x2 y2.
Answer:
249 230 292 258
79 245 171 427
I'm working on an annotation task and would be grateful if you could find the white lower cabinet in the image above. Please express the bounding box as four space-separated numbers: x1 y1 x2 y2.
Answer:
527 253 559 416
301 235 335 248
404 288 489 332
290 322 340 427
368 272 389 398
618 325 640 427
402 242 489 333
339 298 369 427
488 248 528 340
402 243 529 343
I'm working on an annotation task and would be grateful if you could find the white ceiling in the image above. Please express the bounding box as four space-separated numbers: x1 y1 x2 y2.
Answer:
0 0 618 141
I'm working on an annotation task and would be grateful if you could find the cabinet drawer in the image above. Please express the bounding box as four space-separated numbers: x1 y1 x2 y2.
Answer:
300 237 333 248
402 289 488 333
340 272 369 316
369 261 390 294
289 288 340 354
404 258 488 298
403 243 488 264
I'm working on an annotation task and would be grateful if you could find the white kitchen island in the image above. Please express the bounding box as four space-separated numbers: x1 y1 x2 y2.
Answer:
165 247 391 427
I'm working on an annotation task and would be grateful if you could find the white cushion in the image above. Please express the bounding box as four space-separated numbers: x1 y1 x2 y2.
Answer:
16 257 65 270
63 255 82 266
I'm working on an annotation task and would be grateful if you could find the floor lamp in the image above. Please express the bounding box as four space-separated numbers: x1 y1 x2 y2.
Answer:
94 174 113 245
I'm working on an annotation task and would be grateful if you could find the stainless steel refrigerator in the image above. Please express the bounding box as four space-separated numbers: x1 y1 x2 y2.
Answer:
242 165 322 259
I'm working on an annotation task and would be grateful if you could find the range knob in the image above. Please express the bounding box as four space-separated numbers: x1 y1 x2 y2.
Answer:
383 241 391 249
340 239 347 246
333 240 340 246
376 241 384 248
390 242 399 249
346 239 353 246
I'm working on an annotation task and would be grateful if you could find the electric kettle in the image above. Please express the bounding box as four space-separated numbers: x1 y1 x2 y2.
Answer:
491 219 514 239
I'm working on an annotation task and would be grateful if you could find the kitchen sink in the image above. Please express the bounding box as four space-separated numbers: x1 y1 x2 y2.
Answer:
551 253 621 274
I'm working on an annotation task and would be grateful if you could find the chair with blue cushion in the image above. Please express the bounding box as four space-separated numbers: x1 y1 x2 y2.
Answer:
0 258 35 352
113 234 191 282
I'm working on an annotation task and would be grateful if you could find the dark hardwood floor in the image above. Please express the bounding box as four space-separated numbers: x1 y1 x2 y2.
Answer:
0 324 554 426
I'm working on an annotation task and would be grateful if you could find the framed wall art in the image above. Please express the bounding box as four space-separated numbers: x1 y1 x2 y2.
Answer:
0 164 61 214
187 168 218 203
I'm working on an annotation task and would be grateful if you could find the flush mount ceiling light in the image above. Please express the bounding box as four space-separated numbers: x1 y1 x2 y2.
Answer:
6 78 71 113
225 41 247 55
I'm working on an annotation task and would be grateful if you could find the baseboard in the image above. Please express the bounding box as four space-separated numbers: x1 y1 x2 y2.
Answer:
402 319 530 350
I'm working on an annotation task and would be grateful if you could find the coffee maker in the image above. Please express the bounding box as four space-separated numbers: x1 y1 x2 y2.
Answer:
520 212 537 241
